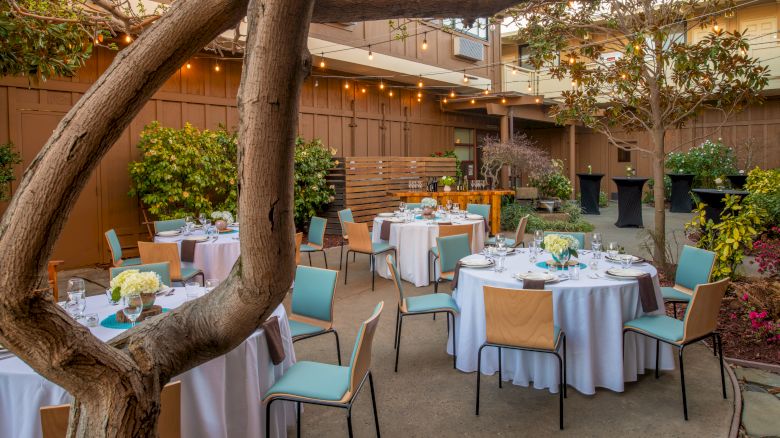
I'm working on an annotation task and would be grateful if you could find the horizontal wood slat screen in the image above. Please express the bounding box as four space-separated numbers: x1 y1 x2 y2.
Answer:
323 156 456 233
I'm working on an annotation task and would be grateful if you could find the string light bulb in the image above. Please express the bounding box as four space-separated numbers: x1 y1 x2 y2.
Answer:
527 81 532 92
422 33 429 50
621 73 627 79
368 45 373 61
124 34 132 43
361 87 367 93
569 55 575 64
388 90 394 97
713 22 720 32
186 62 192 70
418 76 424 88
417 91 423 98
470 98 476 104
344 81 350 89
214 64 221 72
417 97 422 102
535 97 541 103
379 81 385 90
463 71 469 83
319 53 326 69
501 97 507 104
443 97 448 104
450 90 456 98
483 88 489 95
511 68 517 75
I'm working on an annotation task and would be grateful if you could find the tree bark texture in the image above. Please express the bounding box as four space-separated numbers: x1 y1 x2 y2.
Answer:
652 129 668 270
0 0 521 435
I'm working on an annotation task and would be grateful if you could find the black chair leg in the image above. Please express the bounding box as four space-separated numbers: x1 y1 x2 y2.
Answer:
265 399 274 438
344 251 349 285
711 333 718 356
557 352 564 430
371 254 376 291
655 339 660 379
369 372 381 438
563 335 567 398
333 330 342 366
394 308 400 350
717 333 727 399
476 345 485 415
679 346 688 420
296 401 301 438
451 312 457 369
323 250 328 269
347 405 354 438
394 315 403 372
498 347 502 388
340 238 345 270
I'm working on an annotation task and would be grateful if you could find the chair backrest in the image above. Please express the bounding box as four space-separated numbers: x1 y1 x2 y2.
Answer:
105 229 123 265
291 265 338 326
345 222 373 254
682 278 730 342
438 224 474 249
543 231 585 249
138 242 184 281
40 381 181 438
675 245 716 291
437 234 471 273
514 215 529 247
385 254 405 308
306 216 327 248
483 286 556 350
347 302 383 398
467 203 491 220
154 219 186 234
405 203 421 210
111 262 172 286
295 232 303 265
47 260 64 302
338 209 354 238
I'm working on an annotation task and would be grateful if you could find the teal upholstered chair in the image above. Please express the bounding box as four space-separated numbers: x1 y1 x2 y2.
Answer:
153 218 186 234
623 278 729 420
264 302 383 438
476 286 567 429
434 234 471 294
290 265 342 365
543 231 585 249
343 222 396 291
467 203 491 221
337 209 354 271
110 262 172 286
487 214 528 248
662 245 716 319
104 229 141 268
405 203 422 210
301 216 328 268
387 255 459 372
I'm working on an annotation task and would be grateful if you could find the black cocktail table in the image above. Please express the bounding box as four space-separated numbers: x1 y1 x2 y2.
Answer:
577 173 604 215
667 173 695 213
727 174 748 190
692 188 749 224
612 177 648 228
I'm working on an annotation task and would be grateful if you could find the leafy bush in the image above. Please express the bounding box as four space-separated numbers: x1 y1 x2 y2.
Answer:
0 142 21 201
665 139 738 188
129 122 238 220
642 176 671 205
501 202 594 233
529 159 573 199
294 138 337 229
686 194 765 280
745 167 780 227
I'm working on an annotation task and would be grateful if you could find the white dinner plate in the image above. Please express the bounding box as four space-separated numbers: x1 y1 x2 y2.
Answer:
606 268 646 278
378 213 395 217
513 272 561 283
606 254 643 263
460 255 493 267
156 230 181 237
466 214 483 220
184 236 209 242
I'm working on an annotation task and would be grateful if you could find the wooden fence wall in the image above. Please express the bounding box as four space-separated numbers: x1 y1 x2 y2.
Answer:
324 156 456 233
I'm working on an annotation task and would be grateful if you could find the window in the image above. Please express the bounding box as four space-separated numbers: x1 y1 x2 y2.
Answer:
617 148 632 163
517 44 532 68
444 18 489 40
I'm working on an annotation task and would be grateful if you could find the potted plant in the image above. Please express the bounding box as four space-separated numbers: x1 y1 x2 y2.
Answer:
439 176 456 192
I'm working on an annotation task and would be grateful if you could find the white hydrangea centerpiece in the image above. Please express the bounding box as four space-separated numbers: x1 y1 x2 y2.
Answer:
211 211 235 224
110 269 163 301
420 197 437 209
542 233 580 261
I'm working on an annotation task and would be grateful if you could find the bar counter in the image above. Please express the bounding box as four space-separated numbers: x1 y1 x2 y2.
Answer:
390 190 514 234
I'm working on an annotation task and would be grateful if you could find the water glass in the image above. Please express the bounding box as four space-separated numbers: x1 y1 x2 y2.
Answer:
592 232 602 246
547 262 558 275
205 279 219 293
607 242 619 258
185 281 202 301
592 241 602 254
105 288 119 305
529 241 539 263
620 255 633 270
589 256 600 271
570 264 580 280
198 213 207 226
495 246 507 272
534 230 544 246
67 291 86 319
399 202 406 213
207 226 218 240
83 313 99 327
122 294 143 328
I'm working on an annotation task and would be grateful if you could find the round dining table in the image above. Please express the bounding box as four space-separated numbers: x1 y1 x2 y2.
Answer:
371 214 486 287
0 290 296 438
447 249 674 395
155 227 240 281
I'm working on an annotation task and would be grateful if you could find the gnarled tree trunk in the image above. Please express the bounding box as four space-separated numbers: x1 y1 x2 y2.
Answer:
0 0 521 435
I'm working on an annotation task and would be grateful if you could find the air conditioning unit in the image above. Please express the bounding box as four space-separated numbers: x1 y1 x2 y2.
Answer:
453 37 484 62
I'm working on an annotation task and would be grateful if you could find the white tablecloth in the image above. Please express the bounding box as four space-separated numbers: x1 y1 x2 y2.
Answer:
0 291 296 438
155 229 241 281
448 250 674 395
371 217 485 287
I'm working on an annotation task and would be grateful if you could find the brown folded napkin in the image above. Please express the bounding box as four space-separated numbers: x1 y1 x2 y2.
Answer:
180 239 198 263
380 220 392 241
637 273 659 313
523 278 546 290
262 316 286 365
450 261 464 291
437 221 452 226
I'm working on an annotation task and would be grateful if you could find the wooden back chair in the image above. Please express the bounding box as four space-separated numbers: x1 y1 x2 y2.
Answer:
347 302 383 399
295 232 303 265
438 224 474 249
41 381 181 438
682 278 730 343
137 242 185 281
513 215 529 248
344 222 373 254
483 286 557 350
47 260 64 302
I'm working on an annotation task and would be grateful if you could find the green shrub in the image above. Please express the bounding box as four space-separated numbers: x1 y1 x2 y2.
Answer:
129 122 238 220
666 139 738 188
501 202 594 233
745 167 780 227
294 137 337 229
642 176 672 204
529 159 573 199
0 142 21 201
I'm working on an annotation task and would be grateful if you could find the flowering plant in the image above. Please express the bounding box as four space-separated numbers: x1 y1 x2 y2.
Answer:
752 226 780 279
420 197 438 209
736 284 780 344
542 234 579 258
439 176 456 187
665 139 738 188
211 211 234 223
714 177 723 186
110 270 163 300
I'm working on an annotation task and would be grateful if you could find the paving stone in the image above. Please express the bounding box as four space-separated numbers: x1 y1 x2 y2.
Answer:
736 367 780 388
742 391 780 437
744 383 769 393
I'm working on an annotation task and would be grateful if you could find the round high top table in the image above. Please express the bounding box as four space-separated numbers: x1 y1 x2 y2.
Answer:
727 174 748 190
692 188 750 224
155 227 240 281
0 292 296 438
612 177 648 228
577 173 604 215
447 248 673 394
667 173 695 213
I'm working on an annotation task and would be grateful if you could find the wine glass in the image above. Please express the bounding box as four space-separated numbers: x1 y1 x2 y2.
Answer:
198 213 206 226
592 232 602 246
620 254 633 270
495 244 507 272
607 242 619 259
67 291 85 319
529 241 538 263
205 279 219 293
399 202 406 213
122 294 143 328
534 230 544 247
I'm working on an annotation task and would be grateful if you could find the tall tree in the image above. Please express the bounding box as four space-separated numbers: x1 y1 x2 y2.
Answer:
506 0 768 269
0 0 521 435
